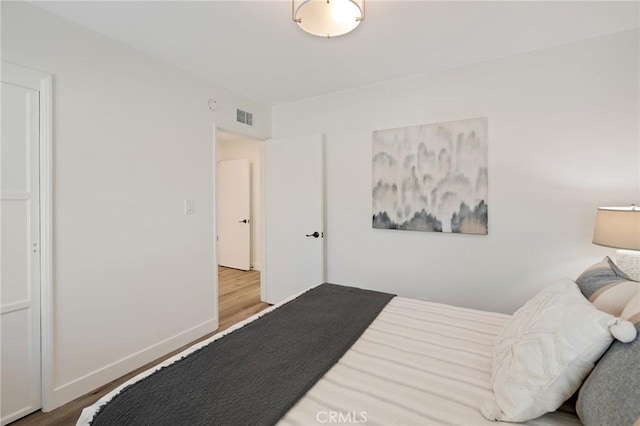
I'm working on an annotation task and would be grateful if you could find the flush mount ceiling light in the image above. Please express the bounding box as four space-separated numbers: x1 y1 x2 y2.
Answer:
293 0 365 38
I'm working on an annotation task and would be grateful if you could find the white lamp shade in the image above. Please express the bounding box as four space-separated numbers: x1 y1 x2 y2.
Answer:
294 0 364 38
593 206 640 250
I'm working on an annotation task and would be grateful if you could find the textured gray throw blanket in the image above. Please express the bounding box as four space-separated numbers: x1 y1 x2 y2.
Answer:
90 284 395 426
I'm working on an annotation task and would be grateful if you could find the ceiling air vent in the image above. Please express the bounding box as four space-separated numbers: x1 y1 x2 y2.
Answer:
236 108 254 126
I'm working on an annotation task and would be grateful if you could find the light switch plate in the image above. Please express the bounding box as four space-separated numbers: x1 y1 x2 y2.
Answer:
185 200 195 215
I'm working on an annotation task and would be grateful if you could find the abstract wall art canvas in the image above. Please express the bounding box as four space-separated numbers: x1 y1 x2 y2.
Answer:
372 117 488 234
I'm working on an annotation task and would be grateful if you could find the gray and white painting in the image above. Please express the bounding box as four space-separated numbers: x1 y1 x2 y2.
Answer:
372 117 488 234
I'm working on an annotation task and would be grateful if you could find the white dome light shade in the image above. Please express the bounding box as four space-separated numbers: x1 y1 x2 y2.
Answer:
293 0 364 38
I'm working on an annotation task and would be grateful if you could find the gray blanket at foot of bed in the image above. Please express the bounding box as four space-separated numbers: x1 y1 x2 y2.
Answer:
90 283 395 426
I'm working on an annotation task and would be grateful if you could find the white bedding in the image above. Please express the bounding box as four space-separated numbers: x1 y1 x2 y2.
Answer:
79 292 582 425
279 297 582 426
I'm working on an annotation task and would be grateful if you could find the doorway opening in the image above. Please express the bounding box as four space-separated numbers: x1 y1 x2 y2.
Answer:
215 129 268 330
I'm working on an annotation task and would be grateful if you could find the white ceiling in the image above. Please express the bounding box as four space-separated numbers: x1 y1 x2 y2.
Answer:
34 1 639 106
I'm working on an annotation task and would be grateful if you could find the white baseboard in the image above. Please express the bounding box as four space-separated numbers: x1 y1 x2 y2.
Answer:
50 318 218 410
251 262 261 271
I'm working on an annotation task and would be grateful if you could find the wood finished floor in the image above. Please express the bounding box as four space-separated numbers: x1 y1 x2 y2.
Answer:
12 267 269 426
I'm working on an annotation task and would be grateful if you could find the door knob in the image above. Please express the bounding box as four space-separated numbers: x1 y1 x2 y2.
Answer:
305 232 321 238
239 219 250 224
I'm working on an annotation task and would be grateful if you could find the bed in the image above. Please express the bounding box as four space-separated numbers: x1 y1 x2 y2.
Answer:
279 296 581 426
77 283 586 426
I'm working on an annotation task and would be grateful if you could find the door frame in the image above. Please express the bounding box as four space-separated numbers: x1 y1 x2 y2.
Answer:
260 144 267 302
212 123 219 331
2 62 54 411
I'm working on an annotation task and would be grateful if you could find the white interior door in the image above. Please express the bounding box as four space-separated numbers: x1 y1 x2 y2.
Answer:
262 134 324 304
217 159 251 270
1 81 42 424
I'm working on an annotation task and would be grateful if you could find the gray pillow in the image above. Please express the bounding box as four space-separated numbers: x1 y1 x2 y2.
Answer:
575 257 639 316
575 322 640 426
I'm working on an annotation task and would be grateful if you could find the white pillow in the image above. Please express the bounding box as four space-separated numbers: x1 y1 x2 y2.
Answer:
481 278 637 422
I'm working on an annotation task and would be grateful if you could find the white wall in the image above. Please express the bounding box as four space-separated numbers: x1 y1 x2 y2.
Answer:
273 30 640 314
217 135 262 270
1 1 271 408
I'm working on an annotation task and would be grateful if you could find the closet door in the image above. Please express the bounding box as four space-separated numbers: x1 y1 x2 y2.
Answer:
1 78 42 424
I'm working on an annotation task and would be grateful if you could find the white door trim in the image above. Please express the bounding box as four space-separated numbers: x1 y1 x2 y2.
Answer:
212 123 219 330
2 62 54 412
260 144 267 302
